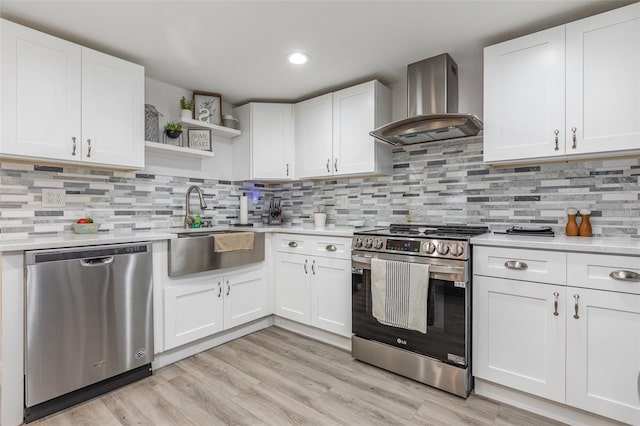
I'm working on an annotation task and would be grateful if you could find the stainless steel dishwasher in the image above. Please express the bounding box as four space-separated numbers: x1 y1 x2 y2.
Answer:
24 242 154 422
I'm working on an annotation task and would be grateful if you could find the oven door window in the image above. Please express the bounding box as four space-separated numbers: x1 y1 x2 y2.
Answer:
352 268 467 367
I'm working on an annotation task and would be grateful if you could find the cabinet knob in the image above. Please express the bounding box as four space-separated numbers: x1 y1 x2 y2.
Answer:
217 281 222 298
311 259 316 275
571 127 577 149
334 158 338 172
573 294 580 319
326 159 330 173
286 163 289 176
86 139 92 158
71 137 77 156
553 130 559 151
226 280 230 296
504 260 528 270
304 259 308 274
325 244 337 252
288 241 298 248
553 291 559 316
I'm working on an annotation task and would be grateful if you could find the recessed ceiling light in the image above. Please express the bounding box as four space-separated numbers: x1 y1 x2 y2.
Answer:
288 52 309 65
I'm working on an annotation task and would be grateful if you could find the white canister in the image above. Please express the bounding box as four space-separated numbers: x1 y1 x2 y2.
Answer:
313 212 327 228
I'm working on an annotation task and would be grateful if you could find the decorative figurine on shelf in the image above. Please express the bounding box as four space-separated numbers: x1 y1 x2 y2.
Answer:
180 96 194 120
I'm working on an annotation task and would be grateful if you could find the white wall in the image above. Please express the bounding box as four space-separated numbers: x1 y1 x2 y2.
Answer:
144 77 235 180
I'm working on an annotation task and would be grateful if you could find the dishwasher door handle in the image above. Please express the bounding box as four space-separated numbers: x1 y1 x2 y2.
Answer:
80 257 114 267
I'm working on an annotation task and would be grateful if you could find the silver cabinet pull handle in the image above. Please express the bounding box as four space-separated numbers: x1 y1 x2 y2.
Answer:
226 280 230 296
288 241 298 248
311 259 316 275
326 159 330 173
553 130 559 151
571 127 577 149
325 244 337 252
609 270 640 282
72 137 77 156
86 139 92 157
573 294 580 319
286 163 289 176
304 259 308 274
334 158 338 172
217 281 222 298
553 291 559 316
504 260 528 270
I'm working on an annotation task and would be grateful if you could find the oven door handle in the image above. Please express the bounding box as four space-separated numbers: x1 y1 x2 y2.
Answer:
351 255 465 275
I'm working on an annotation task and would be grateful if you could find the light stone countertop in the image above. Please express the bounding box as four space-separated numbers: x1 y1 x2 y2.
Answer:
471 233 640 256
0 225 357 252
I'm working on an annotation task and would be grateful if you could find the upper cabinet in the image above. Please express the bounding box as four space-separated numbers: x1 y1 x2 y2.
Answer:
295 80 392 179
1 19 145 169
232 103 294 181
483 3 640 164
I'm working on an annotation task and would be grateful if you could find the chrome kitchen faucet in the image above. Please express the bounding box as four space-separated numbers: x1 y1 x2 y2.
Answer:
184 185 207 228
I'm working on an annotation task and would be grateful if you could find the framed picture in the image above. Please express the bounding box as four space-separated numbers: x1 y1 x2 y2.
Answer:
193 92 222 125
187 129 212 151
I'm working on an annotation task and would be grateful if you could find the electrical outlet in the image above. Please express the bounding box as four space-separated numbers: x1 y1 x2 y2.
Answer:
42 188 66 207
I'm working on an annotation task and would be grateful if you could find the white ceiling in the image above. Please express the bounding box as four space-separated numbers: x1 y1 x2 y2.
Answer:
0 0 634 106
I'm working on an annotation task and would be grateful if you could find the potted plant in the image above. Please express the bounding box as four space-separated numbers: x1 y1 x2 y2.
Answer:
164 122 182 139
180 96 194 120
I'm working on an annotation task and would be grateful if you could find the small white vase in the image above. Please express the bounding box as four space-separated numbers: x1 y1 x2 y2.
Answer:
181 109 192 120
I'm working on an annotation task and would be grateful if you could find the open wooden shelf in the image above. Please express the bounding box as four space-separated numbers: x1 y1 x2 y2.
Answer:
144 141 215 159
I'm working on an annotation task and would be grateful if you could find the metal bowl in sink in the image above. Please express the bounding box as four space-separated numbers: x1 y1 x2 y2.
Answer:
168 230 264 276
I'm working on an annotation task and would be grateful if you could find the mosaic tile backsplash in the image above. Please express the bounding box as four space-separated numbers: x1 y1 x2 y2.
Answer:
1 135 639 239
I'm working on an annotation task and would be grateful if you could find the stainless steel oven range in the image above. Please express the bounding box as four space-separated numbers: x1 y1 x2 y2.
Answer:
351 223 488 397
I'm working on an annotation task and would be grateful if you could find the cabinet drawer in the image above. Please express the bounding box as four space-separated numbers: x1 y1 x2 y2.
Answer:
474 246 566 285
274 234 309 254
311 236 351 260
568 253 640 295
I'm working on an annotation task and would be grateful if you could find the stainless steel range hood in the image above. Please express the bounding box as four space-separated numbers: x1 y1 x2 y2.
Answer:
370 53 482 146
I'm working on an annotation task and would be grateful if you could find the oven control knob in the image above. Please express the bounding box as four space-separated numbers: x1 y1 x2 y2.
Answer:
374 239 384 250
436 242 449 255
449 243 464 257
364 238 373 249
422 241 436 254
353 237 363 248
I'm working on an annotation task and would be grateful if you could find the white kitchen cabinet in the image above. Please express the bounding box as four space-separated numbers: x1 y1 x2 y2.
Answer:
232 103 294 181
566 288 640 425
274 234 352 337
295 93 333 178
474 244 640 424
164 266 268 350
0 19 145 169
294 80 392 179
473 275 566 403
483 3 640 164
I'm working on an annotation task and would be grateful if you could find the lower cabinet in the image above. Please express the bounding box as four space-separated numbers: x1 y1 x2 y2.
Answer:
274 250 352 337
474 246 640 424
473 276 566 403
164 266 267 350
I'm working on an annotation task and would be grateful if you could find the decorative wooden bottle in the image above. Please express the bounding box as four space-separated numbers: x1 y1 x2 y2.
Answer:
565 208 579 236
579 209 592 237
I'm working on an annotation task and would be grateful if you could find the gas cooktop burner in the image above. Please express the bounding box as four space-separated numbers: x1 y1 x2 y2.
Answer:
352 223 489 260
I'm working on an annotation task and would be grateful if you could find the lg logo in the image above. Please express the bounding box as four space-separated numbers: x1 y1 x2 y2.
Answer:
396 338 407 345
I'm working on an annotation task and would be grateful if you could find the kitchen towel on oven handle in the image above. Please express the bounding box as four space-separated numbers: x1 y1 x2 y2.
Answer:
371 258 429 334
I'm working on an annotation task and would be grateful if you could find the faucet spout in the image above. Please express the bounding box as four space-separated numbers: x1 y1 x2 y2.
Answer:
185 185 207 228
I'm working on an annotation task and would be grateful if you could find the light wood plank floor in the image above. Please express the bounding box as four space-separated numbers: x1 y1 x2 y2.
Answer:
35 327 565 425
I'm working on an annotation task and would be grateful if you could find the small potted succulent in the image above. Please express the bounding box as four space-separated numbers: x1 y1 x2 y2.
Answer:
164 122 182 139
180 96 194 119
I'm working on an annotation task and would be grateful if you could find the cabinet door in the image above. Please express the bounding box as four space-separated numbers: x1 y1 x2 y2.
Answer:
164 276 224 350
333 81 389 176
251 103 294 180
473 276 566 403
483 26 565 163
295 93 333 178
223 268 268 329
566 288 640 425
1 19 81 161
310 257 352 337
566 3 640 157
274 252 310 324
81 48 145 168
